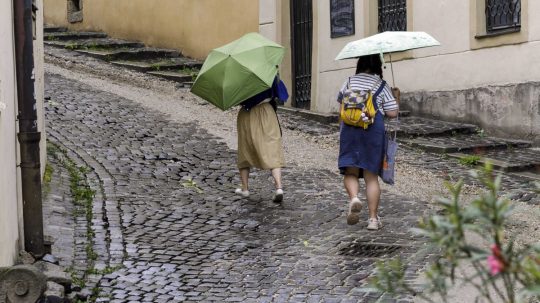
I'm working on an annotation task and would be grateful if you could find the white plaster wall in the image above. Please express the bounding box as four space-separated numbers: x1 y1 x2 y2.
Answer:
313 0 540 115
312 0 364 112
259 0 278 50
394 41 540 92
0 0 22 267
530 0 540 41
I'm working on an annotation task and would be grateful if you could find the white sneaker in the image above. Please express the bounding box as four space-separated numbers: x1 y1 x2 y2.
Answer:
367 216 382 230
235 188 249 198
272 188 284 203
346 197 363 225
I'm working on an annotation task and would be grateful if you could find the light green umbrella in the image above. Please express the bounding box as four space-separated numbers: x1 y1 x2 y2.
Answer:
335 31 440 60
335 31 440 85
190 32 285 111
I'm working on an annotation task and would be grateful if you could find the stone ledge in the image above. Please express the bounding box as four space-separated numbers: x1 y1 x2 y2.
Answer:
278 106 338 124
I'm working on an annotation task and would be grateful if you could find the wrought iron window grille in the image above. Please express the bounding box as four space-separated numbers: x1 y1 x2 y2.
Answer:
486 0 521 33
378 0 407 32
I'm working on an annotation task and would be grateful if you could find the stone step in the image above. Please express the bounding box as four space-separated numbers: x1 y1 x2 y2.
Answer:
386 116 478 137
448 148 540 172
44 26 67 33
399 110 411 117
75 48 181 61
44 31 107 41
402 134 531 153
146 70 194 83
510 171 540 181
45 38 144 50
110 57 202 73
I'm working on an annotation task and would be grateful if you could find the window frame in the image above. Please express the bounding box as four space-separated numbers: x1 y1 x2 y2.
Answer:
470 0 528 49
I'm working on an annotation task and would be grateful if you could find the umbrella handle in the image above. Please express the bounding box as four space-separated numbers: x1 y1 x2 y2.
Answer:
389 53 396 87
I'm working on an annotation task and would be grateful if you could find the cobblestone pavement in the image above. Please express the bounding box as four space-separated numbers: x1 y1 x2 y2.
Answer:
44 73 437 302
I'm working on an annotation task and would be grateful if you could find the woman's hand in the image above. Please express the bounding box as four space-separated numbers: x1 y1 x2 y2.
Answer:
391 87 401 103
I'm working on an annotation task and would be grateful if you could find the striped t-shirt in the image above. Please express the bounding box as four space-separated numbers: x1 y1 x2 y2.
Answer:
337 73 398 113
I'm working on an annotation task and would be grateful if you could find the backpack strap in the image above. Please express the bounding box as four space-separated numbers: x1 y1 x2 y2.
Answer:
372 80 386 115
374 80 386 99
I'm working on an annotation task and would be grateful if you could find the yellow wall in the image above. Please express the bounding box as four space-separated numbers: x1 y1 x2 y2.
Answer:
43 0 258 59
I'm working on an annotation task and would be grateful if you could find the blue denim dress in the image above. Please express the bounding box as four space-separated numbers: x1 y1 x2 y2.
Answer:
338 84 386 176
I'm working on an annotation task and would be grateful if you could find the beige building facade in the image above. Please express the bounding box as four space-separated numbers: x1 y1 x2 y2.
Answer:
43 0 259 59
261 0 540 143
1 0 46 266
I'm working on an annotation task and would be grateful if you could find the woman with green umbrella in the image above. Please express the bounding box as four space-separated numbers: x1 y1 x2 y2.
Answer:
235 76 289 203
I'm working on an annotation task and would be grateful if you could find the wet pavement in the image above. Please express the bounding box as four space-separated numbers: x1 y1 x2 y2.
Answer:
43 73 438 302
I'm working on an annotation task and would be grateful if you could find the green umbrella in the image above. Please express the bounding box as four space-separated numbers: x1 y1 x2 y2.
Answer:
190 32 285 111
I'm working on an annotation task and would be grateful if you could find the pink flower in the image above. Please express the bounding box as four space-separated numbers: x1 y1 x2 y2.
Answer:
487 244 505 275
487 255 503 275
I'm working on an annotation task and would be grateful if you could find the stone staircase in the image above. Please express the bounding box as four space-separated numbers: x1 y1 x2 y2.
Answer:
394 117 540 180
44 26 201 88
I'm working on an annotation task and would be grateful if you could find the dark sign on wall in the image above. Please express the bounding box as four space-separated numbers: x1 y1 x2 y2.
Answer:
330 0 355 38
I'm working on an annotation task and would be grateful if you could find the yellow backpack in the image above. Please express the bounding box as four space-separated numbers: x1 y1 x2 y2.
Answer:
340 79 385 129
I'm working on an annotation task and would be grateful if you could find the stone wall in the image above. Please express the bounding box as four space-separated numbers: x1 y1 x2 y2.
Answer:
401 82 540 145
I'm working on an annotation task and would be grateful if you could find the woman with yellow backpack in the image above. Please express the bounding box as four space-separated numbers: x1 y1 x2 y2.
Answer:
336 54 399 230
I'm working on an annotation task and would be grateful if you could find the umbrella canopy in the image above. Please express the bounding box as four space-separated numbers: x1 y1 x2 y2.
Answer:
335 31 440 60
191 32 285 111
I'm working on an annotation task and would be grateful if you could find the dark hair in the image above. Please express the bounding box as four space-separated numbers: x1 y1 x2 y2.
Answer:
355 54 383 78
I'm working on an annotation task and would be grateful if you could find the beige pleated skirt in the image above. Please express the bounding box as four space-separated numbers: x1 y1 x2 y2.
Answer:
237 102 285 169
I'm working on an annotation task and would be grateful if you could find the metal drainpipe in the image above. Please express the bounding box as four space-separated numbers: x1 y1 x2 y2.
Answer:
13 0 45 256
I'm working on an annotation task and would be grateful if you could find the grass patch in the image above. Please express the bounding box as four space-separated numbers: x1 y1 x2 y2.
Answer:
48 143 100 292
65 42 78 50
459 155 481 166
150 63 162 71
43 162 54 184
179 66 200 81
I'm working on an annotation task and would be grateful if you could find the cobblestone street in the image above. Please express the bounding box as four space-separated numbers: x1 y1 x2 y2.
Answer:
44 73 434 302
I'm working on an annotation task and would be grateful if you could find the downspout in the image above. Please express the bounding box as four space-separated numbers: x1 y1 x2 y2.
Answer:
13 0 45 256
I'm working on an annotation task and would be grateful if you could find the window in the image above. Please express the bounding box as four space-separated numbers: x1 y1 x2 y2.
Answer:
67 0 83 23
378 0 407 32
485 0 521 33
330 0 355 38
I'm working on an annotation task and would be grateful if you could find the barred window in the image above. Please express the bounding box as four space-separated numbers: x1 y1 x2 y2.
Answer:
486 0 521 33
378 0 407 32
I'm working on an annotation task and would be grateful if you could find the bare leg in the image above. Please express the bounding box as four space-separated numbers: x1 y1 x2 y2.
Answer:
271 168 282 189
363 170 381 219
239 168 250 191
343 168 360 200
344 167 363 225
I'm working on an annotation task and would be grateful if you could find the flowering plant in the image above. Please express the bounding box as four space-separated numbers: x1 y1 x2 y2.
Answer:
371 163 540 303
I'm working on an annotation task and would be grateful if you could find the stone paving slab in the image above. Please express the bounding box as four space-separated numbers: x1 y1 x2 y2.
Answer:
45 38 145 50
75 48 181 61
403 134 532 153
448 147 540 172
386 116 478 137
111 58 202 73
146 71 194 83
44 25 67 33
44 72 434 302
45 31 108 41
